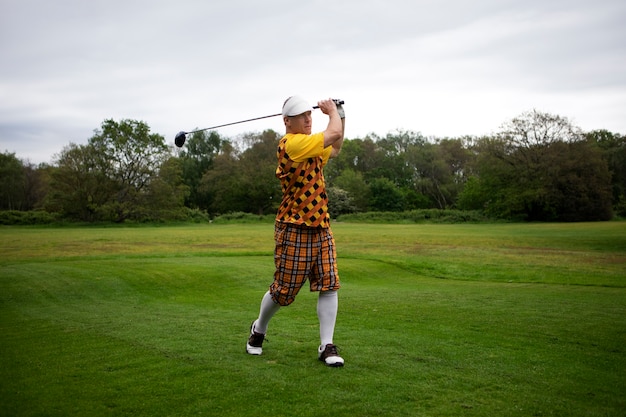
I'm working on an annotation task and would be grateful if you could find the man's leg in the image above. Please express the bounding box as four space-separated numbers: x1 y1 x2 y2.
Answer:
247 291 280 355
317 290 338 346
317 290 344 366
315 227 344 366
255 290 280 334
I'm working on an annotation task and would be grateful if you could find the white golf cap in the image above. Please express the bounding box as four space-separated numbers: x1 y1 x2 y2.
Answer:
282 96 313 117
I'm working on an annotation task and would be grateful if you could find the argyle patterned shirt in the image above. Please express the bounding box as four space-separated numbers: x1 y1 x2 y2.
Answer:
275 132 333 228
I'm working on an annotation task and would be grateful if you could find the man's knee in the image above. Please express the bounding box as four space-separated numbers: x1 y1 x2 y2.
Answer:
271 290 296 307
318 289 338 299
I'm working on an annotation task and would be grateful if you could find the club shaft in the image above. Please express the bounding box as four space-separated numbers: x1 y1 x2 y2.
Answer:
185 100 343 135
186 113 281 134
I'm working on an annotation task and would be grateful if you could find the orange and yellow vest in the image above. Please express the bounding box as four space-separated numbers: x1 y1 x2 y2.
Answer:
275 132 333 228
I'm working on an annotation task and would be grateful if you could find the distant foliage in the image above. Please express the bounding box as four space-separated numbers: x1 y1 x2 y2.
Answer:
211 212 274 224
0 152 49 212
44 119 188 223
337 209 490 224
0 210 59 225
461 111 614 221
327 186 357 216
2 111 624 223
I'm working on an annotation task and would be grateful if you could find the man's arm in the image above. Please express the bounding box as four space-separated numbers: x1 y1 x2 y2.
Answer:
318 99 343 149
330 114 345 159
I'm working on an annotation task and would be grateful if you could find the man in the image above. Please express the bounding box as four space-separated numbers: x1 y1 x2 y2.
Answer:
246 96 346 367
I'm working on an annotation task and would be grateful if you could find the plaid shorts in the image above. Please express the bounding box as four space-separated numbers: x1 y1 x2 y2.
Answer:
270 222 340 306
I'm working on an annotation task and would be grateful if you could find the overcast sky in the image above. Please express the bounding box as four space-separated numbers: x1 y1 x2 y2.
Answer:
1 0 625 164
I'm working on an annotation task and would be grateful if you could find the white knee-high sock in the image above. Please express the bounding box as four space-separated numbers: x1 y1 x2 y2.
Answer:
317 290 338 346
254 291 280 334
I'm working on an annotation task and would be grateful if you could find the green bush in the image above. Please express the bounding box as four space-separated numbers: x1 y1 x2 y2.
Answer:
337 209 492 224
181 208 211 223
0 210 60 225
211 212 275 224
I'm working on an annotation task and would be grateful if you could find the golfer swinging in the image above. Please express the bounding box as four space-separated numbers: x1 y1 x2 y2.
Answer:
246 96 346 366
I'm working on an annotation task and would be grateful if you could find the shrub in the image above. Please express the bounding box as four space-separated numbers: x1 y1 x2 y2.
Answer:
0 210 60 225
182 208 211 223
336 209 492 224
211 212 274 224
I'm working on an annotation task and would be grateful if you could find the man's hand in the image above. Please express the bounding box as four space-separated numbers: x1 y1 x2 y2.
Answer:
318 99 339 116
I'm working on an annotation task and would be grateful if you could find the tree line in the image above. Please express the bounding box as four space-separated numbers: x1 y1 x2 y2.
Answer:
1 110 624 223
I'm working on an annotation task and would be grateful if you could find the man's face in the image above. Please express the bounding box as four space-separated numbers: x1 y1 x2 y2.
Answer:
285 111 312 135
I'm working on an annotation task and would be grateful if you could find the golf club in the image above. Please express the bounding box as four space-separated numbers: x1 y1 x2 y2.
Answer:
175 99 344 147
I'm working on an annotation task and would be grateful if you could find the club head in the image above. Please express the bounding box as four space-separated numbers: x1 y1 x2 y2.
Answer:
175 131 187 147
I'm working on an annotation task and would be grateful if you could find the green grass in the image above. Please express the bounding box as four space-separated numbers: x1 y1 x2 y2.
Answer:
1 222 625 416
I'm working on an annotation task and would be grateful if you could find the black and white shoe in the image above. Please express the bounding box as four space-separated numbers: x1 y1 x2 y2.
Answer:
318 343 344 367
246 321 265 355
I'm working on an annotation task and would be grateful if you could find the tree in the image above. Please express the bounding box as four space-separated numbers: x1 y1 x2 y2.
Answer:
585 130 626 216
406 142 451 209
0 152 25 210
47 119 179 222
179 130 224 210
237 130 282 215
88 119 169 222
471 111 613 221
368 177 404 212
324 137 379 183
365 131 423 188
459 137 519 218
46 143 114 221
456 176 487 211
199 141 245 215
332 169 370 212
543 141 612 221
22 161 50 211
142 157 190 220
198 131 281 216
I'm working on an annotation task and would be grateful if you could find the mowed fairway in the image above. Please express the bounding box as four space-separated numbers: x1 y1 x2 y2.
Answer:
1 222 625 416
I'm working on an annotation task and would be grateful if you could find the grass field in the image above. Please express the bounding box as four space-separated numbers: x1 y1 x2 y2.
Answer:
1 222 625 416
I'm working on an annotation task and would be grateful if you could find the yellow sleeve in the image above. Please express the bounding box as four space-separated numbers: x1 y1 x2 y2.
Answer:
285 132 332 164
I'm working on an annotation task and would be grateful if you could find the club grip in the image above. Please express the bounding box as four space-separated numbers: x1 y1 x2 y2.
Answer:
312 99 344 109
